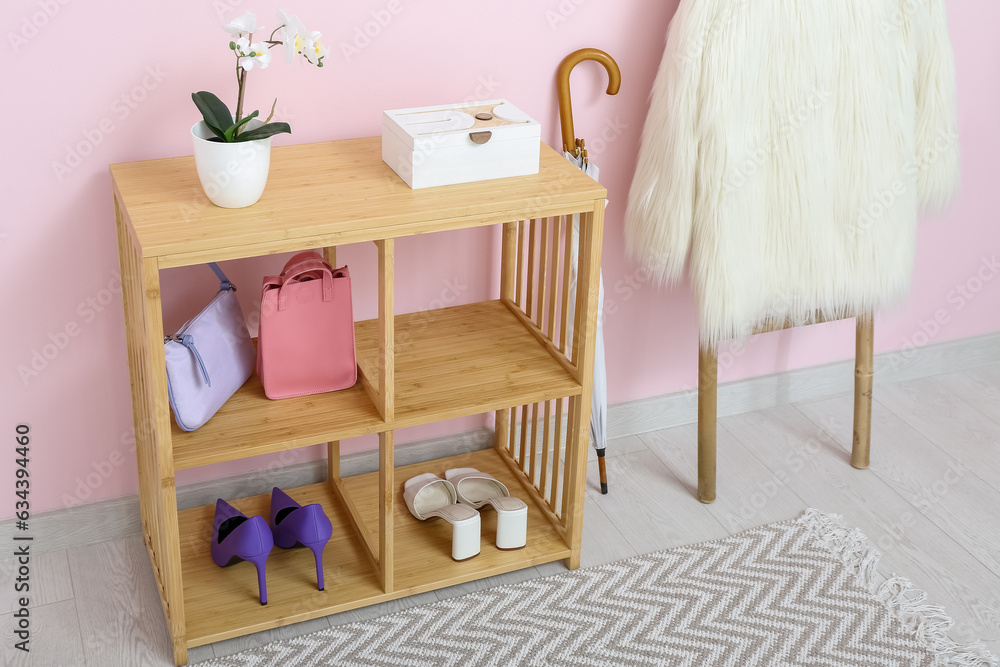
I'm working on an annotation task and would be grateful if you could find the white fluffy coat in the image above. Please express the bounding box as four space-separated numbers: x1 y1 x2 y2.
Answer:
625 0 960 347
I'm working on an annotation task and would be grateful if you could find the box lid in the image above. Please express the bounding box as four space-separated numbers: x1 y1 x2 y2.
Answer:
383 99 541 151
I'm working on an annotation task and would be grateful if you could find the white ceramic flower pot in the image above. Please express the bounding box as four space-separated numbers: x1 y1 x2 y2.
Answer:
191 120 272 208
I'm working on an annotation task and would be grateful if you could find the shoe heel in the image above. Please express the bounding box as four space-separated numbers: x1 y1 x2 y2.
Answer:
247 554 269 605
496 507 528 550
451 513 481 561
304 541 327 591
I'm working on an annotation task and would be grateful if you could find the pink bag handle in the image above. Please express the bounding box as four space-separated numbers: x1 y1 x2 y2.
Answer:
261 251 329 294
281 251 326 277
285 251 320 266
277 261 335 311
262 261 333 291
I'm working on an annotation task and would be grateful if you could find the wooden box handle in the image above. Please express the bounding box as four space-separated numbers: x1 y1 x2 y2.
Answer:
470 131 492 145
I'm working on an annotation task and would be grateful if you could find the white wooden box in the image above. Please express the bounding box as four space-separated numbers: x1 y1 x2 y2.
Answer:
382 99 541 189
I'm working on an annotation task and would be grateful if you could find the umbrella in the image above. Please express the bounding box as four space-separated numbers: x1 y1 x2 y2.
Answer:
557 49 621 494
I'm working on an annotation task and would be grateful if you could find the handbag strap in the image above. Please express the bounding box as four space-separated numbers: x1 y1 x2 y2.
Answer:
277 261 335 311
281 253 331 279
282 251 324 274
208 262 235 292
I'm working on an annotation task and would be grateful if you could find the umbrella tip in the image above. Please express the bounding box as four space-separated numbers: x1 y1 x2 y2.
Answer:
597 449 608 494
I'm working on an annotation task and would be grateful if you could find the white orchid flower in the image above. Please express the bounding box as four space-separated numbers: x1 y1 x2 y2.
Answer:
223 12 263 37
300 31 329 66
276 9 307 64
235 36 272 71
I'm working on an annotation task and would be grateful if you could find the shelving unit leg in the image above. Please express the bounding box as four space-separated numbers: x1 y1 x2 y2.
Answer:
564 200 605 569
139 258 188 665
116 199 187 664
379 431 394 593
116 200 188 665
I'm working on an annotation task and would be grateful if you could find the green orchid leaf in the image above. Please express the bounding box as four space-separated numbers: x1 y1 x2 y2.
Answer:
235 122 292 142
192 91 233 140
224 110 259 142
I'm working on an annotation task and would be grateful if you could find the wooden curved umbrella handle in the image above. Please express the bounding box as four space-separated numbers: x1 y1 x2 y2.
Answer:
557 48 622 155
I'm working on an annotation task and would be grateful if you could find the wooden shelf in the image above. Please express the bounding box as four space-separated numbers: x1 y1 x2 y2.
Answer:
111 138 606 268
177 448 570 648
173 302 580 470
355 301 582 428
171 327 385 471
178 481 381 647
382 448 571 594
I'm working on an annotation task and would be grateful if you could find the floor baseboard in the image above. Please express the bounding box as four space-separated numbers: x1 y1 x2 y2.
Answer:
9 330 999 553
607 329 1000 439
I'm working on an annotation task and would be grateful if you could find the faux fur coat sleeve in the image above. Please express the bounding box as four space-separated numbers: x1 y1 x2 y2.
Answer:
624 0 960 348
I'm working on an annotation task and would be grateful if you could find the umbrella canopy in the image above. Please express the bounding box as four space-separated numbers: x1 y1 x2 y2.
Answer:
564 153 608 459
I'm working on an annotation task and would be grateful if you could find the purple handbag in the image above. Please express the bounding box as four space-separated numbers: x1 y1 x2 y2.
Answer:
164 263 255 431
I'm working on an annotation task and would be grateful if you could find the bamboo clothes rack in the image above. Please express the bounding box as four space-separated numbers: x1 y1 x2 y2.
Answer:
111 137 606 664
696 316 874 503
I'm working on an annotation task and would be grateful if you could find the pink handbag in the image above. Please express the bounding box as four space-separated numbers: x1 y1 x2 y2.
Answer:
257 251 357 399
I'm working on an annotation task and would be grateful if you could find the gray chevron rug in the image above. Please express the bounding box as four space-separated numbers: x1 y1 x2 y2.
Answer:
198 510 998 667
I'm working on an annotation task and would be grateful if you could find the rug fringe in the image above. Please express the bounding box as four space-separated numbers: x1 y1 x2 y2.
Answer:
799 509 999 667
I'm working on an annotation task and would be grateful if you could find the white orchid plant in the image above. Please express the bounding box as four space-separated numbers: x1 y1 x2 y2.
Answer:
192 10 329 143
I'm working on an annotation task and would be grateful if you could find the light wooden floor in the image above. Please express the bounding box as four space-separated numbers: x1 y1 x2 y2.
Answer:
5 363 1000 666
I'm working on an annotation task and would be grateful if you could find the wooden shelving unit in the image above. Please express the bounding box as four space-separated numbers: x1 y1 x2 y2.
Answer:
111 136 606 665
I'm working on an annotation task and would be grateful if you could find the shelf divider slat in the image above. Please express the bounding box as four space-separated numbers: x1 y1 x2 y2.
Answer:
330 476 379 571
379 431 394 593
377 239 395 422
324 245 342 487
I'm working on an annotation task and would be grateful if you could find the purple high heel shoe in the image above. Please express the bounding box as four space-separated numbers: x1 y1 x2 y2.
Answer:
268 487 333 591
211 499 274 605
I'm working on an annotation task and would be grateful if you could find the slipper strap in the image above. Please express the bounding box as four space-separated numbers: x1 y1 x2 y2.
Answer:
403 475 458 520
452 472 510 501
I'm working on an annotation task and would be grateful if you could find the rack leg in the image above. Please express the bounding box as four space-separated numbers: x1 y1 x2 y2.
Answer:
852 316 874 469
698 345 718 504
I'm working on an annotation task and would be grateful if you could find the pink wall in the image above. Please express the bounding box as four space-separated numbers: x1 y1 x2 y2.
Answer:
3 0 998 517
